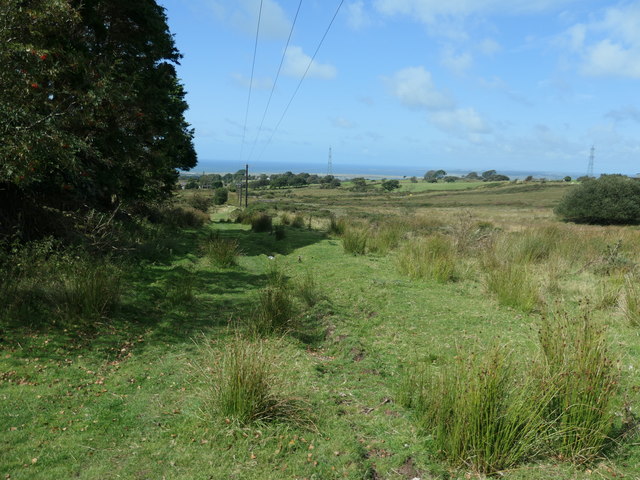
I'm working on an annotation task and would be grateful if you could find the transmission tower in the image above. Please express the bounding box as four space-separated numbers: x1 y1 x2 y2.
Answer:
587 145 595 178
327 147 333 176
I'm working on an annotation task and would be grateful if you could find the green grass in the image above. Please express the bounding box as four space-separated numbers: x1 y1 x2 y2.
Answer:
2 185 639 480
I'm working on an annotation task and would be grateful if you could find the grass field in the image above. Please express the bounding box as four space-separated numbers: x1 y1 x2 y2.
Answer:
2 180 639 479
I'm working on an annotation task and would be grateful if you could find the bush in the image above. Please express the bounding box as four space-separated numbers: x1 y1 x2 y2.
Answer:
213 188 228 205
555 175 640 225
251 213 273 233
187 193 213 212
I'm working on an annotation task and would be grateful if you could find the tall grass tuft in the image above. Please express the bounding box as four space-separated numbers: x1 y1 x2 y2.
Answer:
294 270 325 308
251 262 296 335
399 347 551 473
510 226 561 264
56 259 122 322
367 222 404 255
251 213 273 233
621 274 640 326
342 226 368 255
203 233 241 268
484 260 539 312
396 235 457 283
538 312 620 462
200 336 310 425
328 215 346 236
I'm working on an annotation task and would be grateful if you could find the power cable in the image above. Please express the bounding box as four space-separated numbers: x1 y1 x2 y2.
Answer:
247 0 304 162
239 0 264 162
257 0 345 161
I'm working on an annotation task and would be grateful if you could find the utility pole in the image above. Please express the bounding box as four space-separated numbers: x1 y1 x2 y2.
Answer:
245 164 249 208
587 145 595 178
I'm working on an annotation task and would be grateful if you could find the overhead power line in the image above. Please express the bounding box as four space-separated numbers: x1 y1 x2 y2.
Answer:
239 0 264 161
247 0 304 162
257 0 345 161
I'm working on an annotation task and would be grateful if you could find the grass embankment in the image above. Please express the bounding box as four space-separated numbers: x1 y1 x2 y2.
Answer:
2 181 639 479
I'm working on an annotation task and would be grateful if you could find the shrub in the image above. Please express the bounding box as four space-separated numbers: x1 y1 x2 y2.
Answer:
290 213 305 228
328 215 346 236
555 175 640 225
187 193 213 212
251 213 273 233
274 224 286 240
213 188 228 205
162 206 209 228
396 235 457 283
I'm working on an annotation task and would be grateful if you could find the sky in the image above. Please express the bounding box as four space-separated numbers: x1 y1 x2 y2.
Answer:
158 0 640 176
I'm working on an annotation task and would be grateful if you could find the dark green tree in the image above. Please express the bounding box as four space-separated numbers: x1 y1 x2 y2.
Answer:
381 179 400 191
1 0 196 238
555 175 640 225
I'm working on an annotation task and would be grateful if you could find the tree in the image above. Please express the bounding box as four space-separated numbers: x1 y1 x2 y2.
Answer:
381 179 400 191
0 0 196 238
466 172 480 180
424 169 446 182
213 187 228 205
350 177 368 192
563 176 572 182
481 170 497 180
555 175 640 225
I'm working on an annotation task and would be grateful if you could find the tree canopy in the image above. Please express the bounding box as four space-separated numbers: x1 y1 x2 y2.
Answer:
0 0 196 239
555 175 640 225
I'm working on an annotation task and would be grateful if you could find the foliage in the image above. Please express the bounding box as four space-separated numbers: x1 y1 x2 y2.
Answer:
251 263 296 335
485 260 539 312
555 175 640 225
381 179 400 191
251 213 273 233
0 0 196 240
187 193 213 212
213 187 228 205
349 177 369 192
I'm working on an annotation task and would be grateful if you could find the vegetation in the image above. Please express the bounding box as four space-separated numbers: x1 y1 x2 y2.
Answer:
555 174 640 224
2 178 640 479
0 0 195 240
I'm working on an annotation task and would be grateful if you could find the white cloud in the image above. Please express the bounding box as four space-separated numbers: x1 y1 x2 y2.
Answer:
566 4 640 79
441 46 473 73
231 73 273 90
211 0 291 39
283 46 337 79
331 116 357 129
430 108 492 134
582 39 640 78
605 107 640 124
386 66 454 110
347 1 372 30
373 0 577 24
479 38 501 55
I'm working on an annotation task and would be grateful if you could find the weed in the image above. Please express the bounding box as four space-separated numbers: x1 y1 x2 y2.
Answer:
294 270 325 308
251 262 296 335
328 215 346 236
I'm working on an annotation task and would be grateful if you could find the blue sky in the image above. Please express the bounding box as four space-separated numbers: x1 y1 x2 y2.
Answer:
159 0 640 175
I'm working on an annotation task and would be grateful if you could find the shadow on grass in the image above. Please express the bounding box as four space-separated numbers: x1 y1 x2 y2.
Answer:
0 222 328 360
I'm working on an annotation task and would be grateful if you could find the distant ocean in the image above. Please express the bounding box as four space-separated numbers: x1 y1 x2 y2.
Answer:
184 159 581 181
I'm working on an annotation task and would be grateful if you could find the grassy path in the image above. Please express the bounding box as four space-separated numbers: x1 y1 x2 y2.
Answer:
2 217 639 479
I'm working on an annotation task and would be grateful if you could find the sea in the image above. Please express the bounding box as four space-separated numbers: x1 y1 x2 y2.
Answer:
183 159 582 181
